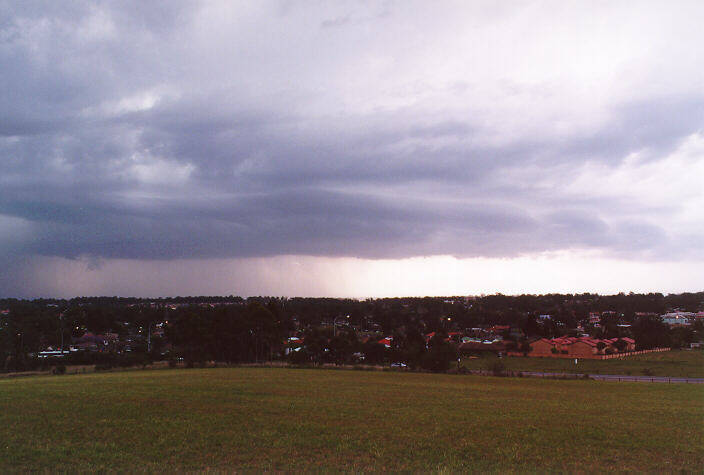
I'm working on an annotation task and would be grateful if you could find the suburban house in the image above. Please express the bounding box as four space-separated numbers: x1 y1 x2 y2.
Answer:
661 312 694 327
377 337 393 348
458 340 506 356
526 336 637 359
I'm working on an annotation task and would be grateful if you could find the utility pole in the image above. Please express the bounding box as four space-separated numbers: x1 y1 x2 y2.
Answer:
59 313 64 353
333 315 350 337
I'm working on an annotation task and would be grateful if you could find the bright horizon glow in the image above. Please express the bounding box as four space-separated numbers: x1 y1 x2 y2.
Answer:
16 251 703 299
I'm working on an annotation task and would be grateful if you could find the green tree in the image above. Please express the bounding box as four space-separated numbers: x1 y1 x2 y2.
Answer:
422 334 457 373
361 339 386 366
632 315 671 350
613 338 627 352
328 329 358 365
165 310 210 367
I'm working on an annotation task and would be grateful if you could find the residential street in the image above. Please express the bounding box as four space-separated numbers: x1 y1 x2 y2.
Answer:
521 371 704 383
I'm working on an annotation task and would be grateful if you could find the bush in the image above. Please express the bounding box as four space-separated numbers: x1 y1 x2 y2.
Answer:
421 337 458 373
67 351 95 366
288 348 311 365
94 363 112 371
486 359 506 376
52 365 66 375
117 353 145 368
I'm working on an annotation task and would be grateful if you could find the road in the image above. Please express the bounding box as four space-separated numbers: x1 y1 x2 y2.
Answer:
521 371 704 383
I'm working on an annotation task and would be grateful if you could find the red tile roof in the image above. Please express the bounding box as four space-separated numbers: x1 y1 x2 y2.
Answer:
378 338 392 347
546 336 614 347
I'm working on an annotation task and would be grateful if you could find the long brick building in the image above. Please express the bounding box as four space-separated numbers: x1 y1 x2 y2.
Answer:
526 336 636 359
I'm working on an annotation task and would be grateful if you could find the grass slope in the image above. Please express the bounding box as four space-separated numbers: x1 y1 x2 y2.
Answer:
462 349 704 378
0 368 702 472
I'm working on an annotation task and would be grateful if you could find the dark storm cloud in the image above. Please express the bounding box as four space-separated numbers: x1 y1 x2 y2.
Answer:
561 97 704 162
1 0 703 285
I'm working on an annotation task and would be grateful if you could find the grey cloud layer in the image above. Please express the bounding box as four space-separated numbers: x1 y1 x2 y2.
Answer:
1 0 703 269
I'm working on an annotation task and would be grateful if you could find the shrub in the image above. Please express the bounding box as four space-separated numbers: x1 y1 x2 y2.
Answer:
421 337 458 373
486 359 506 376
67 351 94 366
52 365 66 375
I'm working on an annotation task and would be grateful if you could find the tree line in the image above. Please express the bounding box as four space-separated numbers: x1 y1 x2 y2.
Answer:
1 292 702 372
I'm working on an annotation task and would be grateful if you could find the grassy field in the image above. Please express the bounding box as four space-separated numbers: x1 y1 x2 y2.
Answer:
462 349 704 378
0 368 702 472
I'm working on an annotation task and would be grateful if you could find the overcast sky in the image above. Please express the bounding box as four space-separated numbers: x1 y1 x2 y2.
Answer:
1 1 703 298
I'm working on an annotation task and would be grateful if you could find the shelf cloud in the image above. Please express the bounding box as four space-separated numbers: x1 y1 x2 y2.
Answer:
1 1 703 297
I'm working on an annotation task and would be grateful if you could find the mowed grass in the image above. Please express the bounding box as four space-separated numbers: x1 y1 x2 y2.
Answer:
0 368 702 472
463 349 704 378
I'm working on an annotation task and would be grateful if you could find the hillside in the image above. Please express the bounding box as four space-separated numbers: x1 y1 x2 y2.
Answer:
0 368 701 472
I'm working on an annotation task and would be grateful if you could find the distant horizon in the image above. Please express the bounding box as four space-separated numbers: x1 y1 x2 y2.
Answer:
3 252 703 300
5 289 703 302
